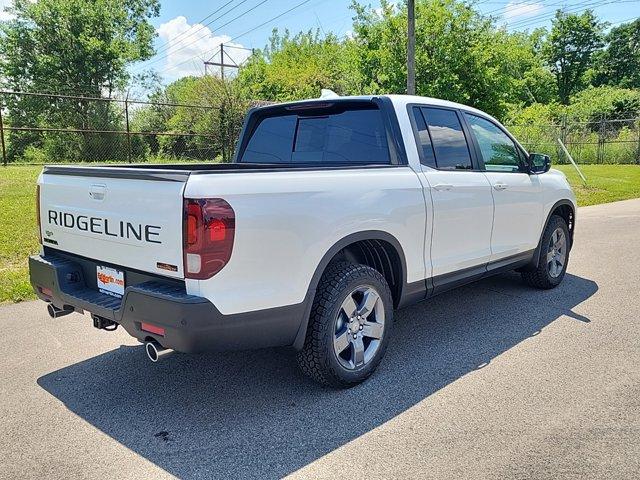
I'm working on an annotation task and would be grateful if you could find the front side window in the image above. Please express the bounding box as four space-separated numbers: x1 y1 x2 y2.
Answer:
240 105 390 165
464 114 522 173
420 107 473 170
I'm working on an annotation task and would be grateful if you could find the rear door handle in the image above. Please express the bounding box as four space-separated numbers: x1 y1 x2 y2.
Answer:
493 182 508 191
433 184 453 191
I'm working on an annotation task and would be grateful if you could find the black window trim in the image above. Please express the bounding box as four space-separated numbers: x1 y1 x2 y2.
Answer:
406 103 482 172
234 97 407 167
460 110 530 174
409 105 437 169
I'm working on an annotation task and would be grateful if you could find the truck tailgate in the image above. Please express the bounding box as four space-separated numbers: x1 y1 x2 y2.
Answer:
39 167 187 279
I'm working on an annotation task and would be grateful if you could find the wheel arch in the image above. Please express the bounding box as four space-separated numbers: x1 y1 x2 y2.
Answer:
521 199 576 272
292 230 418 350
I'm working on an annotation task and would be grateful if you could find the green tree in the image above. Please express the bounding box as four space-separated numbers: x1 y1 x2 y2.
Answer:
0 0 159 94
543 10 605 105
567 86 640 122
592 19 640 88
133 76 251 162
237 29 358 101
350 0 552 119
0 0 159 161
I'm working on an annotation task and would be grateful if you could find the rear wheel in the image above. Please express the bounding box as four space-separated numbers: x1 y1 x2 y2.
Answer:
522 215 570 289
297 262 393 388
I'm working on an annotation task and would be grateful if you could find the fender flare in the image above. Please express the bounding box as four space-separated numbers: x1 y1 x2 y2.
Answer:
292 230 409 350
523 199 576 272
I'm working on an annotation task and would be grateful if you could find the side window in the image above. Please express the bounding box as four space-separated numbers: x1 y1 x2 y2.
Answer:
464 114 522 173
411 107 437 168
420 107 473 170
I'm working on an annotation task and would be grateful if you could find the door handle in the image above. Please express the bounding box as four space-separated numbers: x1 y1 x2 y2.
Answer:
433 184 453 191
493 182 508 191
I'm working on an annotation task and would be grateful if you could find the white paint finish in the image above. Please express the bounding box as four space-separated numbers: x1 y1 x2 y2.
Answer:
39 173 186 278
483 171 544 260
540 168 578 224
35 95 578 320
389 94 575 273
185 167 427 314
420 169 494 276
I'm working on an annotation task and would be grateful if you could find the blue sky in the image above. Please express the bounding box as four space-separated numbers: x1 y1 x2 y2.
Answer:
131 0 639 82
2 0 634 82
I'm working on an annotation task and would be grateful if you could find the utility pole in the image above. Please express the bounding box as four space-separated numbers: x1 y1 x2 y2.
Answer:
203 44 253 78
407 0 416 95
220 44 225 79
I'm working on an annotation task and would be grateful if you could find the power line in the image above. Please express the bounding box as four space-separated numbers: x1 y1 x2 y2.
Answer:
608 15 640 26
481 0 637 25
507 0 625 28
153 0 238 54
132 0 258 73
158 0 315 76
227 0 314 43
483 0 549 17
153 0 253 59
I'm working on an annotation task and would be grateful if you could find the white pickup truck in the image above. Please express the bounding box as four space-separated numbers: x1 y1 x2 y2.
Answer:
30 95 576 387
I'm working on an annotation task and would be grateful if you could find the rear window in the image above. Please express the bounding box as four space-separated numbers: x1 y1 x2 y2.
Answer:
240 105 391 165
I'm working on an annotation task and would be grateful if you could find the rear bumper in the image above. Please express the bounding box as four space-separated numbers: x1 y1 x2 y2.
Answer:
29 253 305 353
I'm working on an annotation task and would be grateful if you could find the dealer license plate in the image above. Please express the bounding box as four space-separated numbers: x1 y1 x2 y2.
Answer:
96 265 125 298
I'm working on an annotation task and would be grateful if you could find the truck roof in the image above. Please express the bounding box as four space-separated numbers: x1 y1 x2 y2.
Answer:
257 94 497 124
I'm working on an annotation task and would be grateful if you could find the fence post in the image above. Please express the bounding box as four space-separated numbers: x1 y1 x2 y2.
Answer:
560 114 567 163
597 114 606 164
125 93 131 163
0 102 7 166
636 118 640 165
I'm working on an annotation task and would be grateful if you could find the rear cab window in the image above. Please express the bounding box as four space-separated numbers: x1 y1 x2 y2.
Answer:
239 102 391 165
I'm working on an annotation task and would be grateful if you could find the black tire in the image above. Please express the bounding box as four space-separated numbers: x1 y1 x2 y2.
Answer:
296 262 394 388
521 215 570 289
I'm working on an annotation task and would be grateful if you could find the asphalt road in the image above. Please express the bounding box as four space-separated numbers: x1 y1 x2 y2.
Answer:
1 199 639 480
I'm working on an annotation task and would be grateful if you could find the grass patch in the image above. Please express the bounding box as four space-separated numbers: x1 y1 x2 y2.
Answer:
0 163 639 303
0 165 40 303
555 164 640 206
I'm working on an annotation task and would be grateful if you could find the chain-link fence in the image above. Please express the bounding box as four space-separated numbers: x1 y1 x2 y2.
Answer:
507 117 640 165
2 90 640 165
0 90 253 165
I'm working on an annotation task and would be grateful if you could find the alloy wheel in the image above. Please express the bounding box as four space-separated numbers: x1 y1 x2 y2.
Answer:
333 285 385 370
547 227 567 278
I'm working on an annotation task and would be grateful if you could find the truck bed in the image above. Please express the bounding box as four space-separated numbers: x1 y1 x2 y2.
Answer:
43 161 399 180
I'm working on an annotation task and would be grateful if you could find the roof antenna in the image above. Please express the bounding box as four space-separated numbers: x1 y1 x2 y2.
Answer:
319 89 340 99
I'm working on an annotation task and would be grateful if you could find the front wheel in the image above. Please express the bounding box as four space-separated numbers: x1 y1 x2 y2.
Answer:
297 262 393 388
522 215 570 289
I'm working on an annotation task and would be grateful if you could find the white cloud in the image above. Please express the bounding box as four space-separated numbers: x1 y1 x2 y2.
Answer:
503 1 544 21
0 0 16 21
157 16 250 79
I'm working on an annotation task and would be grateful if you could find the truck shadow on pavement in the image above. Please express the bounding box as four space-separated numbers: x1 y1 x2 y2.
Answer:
38 271 597 479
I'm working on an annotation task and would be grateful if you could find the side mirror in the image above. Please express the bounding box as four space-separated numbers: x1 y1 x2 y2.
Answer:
528 153 551 174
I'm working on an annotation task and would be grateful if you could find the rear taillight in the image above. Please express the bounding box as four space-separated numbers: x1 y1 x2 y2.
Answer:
36 184 42 244
183 198 235 279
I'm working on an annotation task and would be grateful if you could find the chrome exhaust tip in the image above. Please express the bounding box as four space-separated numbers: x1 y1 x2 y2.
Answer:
47 304 73 319
145 340 173 363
